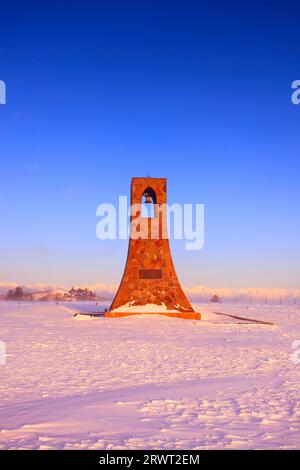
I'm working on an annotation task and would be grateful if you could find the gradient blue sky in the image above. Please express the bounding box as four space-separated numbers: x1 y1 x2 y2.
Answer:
0 1 299 288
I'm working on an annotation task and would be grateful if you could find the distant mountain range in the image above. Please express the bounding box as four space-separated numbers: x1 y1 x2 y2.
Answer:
0 281 299 304
0 283 113 302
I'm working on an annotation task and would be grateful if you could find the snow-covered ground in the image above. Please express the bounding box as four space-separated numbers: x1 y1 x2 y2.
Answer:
0 301 299 449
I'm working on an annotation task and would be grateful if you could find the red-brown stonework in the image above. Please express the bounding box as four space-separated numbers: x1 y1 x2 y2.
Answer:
105 177 201 320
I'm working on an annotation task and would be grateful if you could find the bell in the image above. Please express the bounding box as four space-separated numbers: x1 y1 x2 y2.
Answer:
144 193 152 204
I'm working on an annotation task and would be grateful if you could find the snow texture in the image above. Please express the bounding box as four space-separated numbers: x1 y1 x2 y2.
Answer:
0 301 299 449
111 302 183 313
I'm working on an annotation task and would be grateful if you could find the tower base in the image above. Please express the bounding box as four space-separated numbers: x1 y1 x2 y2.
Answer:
105 311 201 320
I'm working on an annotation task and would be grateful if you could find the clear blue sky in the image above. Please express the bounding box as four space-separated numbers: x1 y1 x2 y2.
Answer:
0 1 299 288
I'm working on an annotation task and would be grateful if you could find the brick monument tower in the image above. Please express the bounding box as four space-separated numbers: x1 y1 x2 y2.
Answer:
105 177 200 320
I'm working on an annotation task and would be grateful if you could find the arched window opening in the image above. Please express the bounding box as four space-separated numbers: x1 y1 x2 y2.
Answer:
141 187 156 218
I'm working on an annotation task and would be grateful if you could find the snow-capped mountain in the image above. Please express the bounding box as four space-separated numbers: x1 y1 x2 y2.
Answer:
0 281 299 304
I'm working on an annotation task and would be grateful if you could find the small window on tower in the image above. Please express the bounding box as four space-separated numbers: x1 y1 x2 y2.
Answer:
141 187 156 218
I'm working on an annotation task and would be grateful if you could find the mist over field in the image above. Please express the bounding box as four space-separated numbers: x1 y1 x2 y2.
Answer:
1 281 300 305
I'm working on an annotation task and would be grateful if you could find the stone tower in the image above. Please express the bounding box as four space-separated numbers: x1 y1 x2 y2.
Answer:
105 177 200 319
